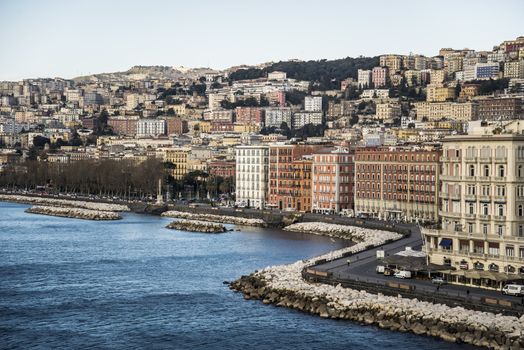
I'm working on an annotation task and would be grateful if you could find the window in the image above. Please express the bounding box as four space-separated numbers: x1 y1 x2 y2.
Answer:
519 165 523 178
483 165 490 177
497 225 504 236
519 205 523 217
483 224 488 235
468 223 473 233
520 225 524 237
498 165 505 177
468 203 475 214
469 165 475 177
483 204 489 216
467 184 476 195
498 204 504 217
496 186 506 196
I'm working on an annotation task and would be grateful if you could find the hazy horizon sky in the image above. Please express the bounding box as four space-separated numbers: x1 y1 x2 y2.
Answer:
0 0 523 81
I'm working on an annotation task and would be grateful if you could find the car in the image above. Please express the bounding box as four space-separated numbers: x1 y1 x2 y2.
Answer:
394 270 412 279
502 284 524 296
431 277 447 285
376 265 385 274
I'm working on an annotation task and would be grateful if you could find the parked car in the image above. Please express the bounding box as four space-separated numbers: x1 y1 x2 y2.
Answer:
431 277 447 285
376 265 385 274
394 270 412 279
502 284 524 296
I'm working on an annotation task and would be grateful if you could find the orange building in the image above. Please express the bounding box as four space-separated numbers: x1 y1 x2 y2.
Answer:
268 144 322 211
311 148 354 214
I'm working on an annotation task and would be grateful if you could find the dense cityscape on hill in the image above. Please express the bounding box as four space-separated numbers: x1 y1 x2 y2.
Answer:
3 33 524 348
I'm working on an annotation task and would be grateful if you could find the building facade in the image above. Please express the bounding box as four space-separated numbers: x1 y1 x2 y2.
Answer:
423 133 524 288
311 148 354 214
354 146 440 223
235 145 269 209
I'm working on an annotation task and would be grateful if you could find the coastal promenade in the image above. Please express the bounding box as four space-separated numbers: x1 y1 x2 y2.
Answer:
312 227 524 316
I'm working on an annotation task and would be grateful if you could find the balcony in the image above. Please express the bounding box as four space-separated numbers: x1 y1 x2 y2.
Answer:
493 196 506 202
463 176 476 181
479 157 491 163
464 156 477 162
477 176 490 182
440 175 457 181
494 157 507 163
440 211 461 219
478 195 490 202
493 177 506 182
464 213 476 219
478 214 491 220
493 215 506 221
464 194 476 201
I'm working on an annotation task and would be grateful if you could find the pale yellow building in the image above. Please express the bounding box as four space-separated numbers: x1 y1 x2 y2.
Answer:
423 129 524 288
164 148 191 180
426 85 456 102
414 102 477 121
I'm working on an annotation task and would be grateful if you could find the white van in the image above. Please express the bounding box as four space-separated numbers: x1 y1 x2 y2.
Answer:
394 270 412 279
502 284 524 296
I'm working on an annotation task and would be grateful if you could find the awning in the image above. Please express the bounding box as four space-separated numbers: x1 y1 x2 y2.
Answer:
439 238 453 248
450 270 524 282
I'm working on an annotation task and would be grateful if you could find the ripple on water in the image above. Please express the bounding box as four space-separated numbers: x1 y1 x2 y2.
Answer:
0 202 477 349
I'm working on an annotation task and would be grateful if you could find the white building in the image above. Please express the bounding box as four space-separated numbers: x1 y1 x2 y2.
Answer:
235 145 269 209
291 112 323 129
267 71 287 80
361 89 390 99
264 107 293 128
357 69 372 88
136 119 166 137
304 96 322 112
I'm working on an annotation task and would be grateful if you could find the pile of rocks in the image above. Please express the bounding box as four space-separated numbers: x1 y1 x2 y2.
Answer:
165 219 227 233
284 221 402 242
231 227 523 348
162 210 266 227
25 205 121 220
0 194 130 212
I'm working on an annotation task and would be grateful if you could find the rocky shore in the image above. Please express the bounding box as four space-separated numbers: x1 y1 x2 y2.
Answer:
230 226 523 349
162 210 266 227
25 205 121 220
284 221 402 243
165 219 227 233
0 194 130 212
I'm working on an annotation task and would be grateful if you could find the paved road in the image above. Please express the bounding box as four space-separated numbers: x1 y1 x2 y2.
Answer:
314 226 524 305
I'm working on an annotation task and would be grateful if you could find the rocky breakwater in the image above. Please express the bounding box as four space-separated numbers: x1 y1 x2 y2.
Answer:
162 210 266 227
284 221 399 244
0 194 130 211
25 205 121 220
166 219 227 233
231 225 524 349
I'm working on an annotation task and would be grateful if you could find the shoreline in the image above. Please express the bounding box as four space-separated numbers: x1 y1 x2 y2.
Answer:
230 226 524 349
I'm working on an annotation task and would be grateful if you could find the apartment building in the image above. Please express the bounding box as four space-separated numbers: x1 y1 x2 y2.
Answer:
311 148 354 214
426 85 456 102
268 144 321 212
136 119 166 137
235 107 264 125
414 102 477 121
376 103 401 121
423 131 524 288
379 55 403 71
304 96 322 112
504 60 524 79
372 67 388 88
235 145 269 209
354 146 440 223
291 112 323 129
475 98 523 121
357 69 372 88
164 147 191 180
264 107 293 128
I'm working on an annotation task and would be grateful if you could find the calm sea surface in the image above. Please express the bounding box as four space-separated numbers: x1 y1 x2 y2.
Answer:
0 202 476 349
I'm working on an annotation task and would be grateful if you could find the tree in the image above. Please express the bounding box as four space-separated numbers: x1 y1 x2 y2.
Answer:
33 136 50 149
26 146 38 161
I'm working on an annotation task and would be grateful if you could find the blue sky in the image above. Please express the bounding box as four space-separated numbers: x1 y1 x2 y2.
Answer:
0 0 523 81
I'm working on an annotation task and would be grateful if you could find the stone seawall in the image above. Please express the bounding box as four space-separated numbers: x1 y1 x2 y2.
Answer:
166 219 227 233
162 210 266 227
230 226 524 349
230 275 523 349
25 205 121 220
